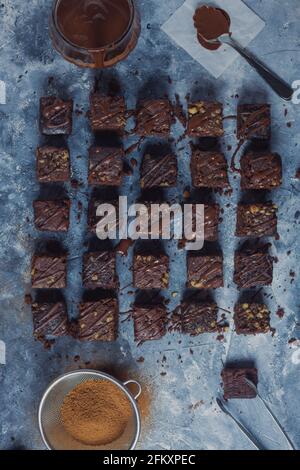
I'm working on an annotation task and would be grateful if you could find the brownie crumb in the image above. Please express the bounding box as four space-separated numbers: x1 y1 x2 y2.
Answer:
24 294 32 305
276 308 285 319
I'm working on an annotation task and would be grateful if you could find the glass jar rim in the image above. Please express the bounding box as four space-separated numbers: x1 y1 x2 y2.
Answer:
52 0 135 52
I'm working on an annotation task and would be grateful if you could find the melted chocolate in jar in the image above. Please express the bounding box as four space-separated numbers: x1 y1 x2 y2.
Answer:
57 0 131 49
194 5 231 51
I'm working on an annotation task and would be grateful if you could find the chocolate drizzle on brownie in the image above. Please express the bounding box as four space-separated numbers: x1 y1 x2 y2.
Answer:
40 97 73 135
171 302 218 336
236 203 278 238
191 150 229 189
133 254 169 289
83 252 117 289
133 305 167 344
221 368 258 400
231 104 271 173
33 200 70 232
241 152 282 189
135 99 174 136
187 101 224 137
31 255 67 289
234 244 273 289
187 255 223 289
237 104 271 141
88 147 123 186
36 146 70 183
234 303 270 335
140 154 178 188
77 299 118 342
89 94 126 132
32 302 68 339
88 199 119 234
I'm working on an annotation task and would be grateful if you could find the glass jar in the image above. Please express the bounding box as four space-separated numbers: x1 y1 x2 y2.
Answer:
49 0 141 68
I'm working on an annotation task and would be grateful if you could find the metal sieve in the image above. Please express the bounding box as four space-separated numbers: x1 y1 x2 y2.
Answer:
38 369 142 450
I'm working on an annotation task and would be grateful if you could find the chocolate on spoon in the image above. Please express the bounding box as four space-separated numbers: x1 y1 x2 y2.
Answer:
194 5 293 101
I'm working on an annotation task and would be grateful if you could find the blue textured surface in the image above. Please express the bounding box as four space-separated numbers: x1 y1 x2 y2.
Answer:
0 0 300 450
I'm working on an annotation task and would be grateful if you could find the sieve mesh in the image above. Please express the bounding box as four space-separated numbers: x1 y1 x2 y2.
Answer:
38 371 140 450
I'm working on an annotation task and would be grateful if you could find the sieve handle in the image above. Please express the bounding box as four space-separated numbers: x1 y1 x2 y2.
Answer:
123 380 142 400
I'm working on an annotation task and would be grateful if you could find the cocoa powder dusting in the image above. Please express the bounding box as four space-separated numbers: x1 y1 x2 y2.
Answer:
60 379 133 446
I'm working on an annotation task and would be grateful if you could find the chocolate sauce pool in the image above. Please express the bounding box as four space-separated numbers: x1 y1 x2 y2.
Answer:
56 0 132 49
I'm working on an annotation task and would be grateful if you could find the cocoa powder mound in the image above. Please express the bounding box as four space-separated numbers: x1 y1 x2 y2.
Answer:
60 379 133 446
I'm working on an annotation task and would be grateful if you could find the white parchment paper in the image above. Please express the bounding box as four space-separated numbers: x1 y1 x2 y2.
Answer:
161 0 265 79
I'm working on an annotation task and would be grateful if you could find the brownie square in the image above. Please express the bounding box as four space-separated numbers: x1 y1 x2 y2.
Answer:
40 97 73 135
31 255 67 289
237 104 271 140
141 154 178 188
32 302 68 340
191 150 229 189
236 203 278 238
77 299 118 342
88 147 123 186
36 146 70 183
221 368 258 400
234 303 271 335
88 199 119 234
234 244 273 289
240 152 282 190
133 254 169 289
133 305 167 344
187 101 224 137
187 254 223 289
204 205 220 241
176 302 218 336
135 99 174 136
89 94 126 133
83 252 117 289
185 204 220 242
33 200 70 232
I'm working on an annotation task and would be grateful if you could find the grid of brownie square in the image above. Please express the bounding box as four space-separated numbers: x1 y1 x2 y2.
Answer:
76 299 118 342
83 252 118 289
88 199 119 234
88 146 123 186
33 200 70 232
89 94 126 133
221 368 258 399
191 150 229 189
133 305 167 344
32 302 68 340
31 255 67 289
175 302 218 336
234 245 273 289
187 101 224 137
133 254 169 289
234 303 270 335
140 153 178 188
135 99 174 136
40 96 73 135
236 203 278 238
237 104 271 141
187 254 223 289
240 151 282 189
36 146 70 183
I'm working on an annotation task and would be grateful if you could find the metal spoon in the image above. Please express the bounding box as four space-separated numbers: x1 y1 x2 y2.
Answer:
245 379 296 450
209 34 293 101
216 397 265 450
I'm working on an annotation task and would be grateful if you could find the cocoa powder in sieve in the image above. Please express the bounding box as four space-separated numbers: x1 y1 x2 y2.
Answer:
60 379 133 446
